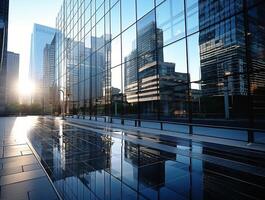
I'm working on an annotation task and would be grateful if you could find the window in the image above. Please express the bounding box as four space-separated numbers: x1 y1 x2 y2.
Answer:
121 0 136 30
122 24 137 63
137 0 154 19
156 0 185 46
111 1 121 39
111 36 121 68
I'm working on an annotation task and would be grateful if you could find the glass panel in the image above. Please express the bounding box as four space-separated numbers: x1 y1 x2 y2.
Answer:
111 65 123 117
137 11 156 57
137 11 158 119
79 80 85 114
121 0 136 30
137 0 154 19
159 40 188 120
105 12 111 37
186 0 199 34
248 3 265 128
96 3 104 22
91 54 97 116
188 33 201 85
156 0 185 46
97 71 106 116
192 13 249 122
111 1 121 39
122 24 137 63
123 60 138 118
156 0 165 6
96 0 104 9
96 18 105 50
111 36 121 68
198 0 243 30
111 0 119 7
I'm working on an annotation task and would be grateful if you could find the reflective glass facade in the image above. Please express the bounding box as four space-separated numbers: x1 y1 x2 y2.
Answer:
30 24 57 104
0 0 9 114
55 0 265 129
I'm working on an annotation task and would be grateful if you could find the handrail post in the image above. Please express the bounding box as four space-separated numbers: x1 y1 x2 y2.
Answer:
189 124 193 135
247 129 254 144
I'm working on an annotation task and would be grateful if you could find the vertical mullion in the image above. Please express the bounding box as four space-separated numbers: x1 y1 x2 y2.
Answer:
184 0 193 134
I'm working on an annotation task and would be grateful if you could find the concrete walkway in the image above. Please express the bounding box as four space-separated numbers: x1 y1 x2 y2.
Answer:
0 117 59 200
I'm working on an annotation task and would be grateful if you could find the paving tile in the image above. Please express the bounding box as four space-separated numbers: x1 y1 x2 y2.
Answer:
21 150 32 156
0 191 28 200
1 177 58 200
29 189 58 200
4 144 29 150
3 150 22 158
0 169 45 186
0 165 22 176
4 139 26 146
1 155 38 169
23 163 40 172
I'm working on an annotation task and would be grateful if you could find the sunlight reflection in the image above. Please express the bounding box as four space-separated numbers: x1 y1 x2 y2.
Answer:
11 116 38 143
58 119 66 170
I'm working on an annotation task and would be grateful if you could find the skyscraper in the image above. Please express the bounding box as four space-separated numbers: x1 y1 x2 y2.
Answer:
6 51 19 105
29 24 56 104
0 0 9 114
43 36 56 113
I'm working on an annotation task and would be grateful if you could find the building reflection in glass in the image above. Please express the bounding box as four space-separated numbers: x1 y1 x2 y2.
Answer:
53 0 265 130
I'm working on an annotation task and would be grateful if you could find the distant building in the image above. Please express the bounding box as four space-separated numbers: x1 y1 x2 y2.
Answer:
29 24 56 104
43 36 56 114
0 0 9 114
6 51 19 104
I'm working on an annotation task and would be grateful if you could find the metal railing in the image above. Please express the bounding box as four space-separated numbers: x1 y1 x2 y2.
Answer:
67 114 265 144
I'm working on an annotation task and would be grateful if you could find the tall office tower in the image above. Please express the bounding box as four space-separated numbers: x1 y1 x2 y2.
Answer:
6 51 19 104
43 36 56 114
29 24 56 105
0 0 9 114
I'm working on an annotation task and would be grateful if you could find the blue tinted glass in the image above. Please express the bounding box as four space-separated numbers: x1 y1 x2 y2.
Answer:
111 1 121 39
121 0 136 30
137 0 154 19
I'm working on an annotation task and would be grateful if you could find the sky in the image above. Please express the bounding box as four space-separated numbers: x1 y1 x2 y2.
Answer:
8 0 63 85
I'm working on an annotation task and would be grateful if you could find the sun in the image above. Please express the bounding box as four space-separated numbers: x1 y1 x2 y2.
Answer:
17 79 35 97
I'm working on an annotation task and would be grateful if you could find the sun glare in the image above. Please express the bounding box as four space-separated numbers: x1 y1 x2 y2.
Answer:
17 80 35 97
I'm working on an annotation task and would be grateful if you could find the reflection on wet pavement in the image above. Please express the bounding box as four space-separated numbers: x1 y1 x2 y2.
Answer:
24 117 265 200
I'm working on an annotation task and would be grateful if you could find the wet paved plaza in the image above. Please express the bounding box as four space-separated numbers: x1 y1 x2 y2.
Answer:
1 117 265 200
0 117 58 200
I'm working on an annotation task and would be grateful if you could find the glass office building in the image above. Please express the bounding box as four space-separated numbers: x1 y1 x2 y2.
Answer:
0 0 9 114
55 0 265 129
30 24 57 104
6 51 20 104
